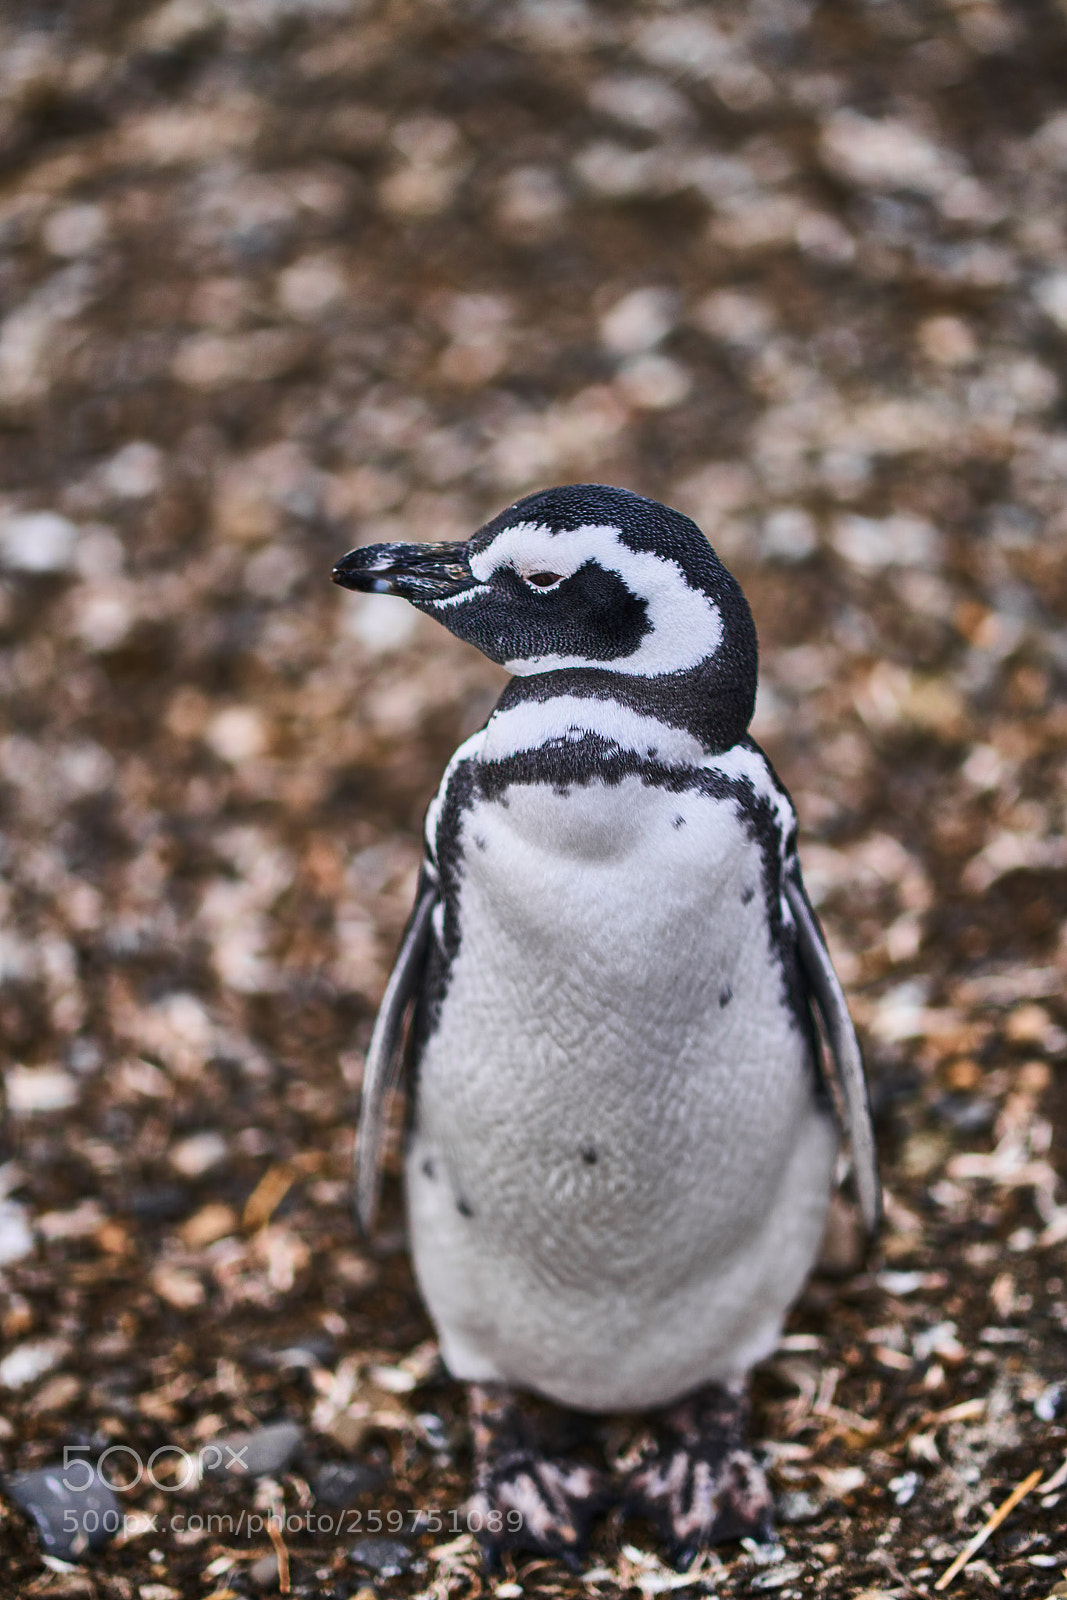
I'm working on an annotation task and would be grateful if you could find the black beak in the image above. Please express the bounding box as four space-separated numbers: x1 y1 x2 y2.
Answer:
331 540 477 604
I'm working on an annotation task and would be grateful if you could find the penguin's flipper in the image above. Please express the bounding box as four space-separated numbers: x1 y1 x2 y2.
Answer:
354 873 438 1237
783 869 881 1236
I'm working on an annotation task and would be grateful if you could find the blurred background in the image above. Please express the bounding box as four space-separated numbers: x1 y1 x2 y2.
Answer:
1 1 1066 1595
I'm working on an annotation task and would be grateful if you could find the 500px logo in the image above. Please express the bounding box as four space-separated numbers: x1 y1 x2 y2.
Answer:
61 1443 251 1493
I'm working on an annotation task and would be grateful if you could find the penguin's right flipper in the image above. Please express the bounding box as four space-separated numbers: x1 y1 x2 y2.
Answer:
783 868 881 1237
353 872 437 1237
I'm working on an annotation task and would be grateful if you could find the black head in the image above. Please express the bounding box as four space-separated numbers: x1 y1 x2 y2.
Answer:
333 484 758 749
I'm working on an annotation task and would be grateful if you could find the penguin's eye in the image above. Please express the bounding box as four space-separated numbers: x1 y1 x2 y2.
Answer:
523 571 564 589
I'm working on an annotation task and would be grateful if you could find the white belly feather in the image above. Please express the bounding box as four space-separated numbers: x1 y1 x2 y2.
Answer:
406 770 837 1412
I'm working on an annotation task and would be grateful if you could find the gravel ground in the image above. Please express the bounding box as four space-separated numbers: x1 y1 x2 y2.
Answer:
1 1 1066 1596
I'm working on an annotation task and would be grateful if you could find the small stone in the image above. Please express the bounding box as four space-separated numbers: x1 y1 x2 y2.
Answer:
931 1094 995 1133
1035 1383 1064 1422
1036 272 1067 332
918 314 976 366
41 203 108 258
150 1265 206 1310
495 166 568 233
349 1536 415 1576
762 508 817 563
205 707 267 763
0 1338 67 1389
0 1199 34 1266
777 1489 824 1523
600 286 678 354
125 1185 191 1222
169 1130 228 1176
100 441 164 499
6 1463 121 1558
833 513 941 571
247 1553 282 1590
276 253 346 319
5 1065 78 1114
311 1461 386 1505
204 1422 303 1480
37 1200 106 1240
616 353 691 409
588 73 691 133
0 511 79 572
888 1470 921 1506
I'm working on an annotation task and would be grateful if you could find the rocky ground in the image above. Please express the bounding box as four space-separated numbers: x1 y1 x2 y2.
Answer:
0 0 1066 1595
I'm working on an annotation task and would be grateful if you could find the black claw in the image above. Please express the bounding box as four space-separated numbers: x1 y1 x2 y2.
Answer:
666 1541 700 1572
476 1536 503 1574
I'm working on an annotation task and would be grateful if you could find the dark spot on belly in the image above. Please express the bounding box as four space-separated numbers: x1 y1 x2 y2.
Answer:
422 1158 436 1180
554 784 571 798
672 814 686 830
473 836 487 852
456 1197 474 1218
580 1146 598 1165
740 885 755 905
719 984 733 1008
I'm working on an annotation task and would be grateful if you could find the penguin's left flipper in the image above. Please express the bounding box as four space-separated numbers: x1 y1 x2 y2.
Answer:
783 867 882 1237
353 871 437 1237
468 1384 611 1570
624 1379 773 1568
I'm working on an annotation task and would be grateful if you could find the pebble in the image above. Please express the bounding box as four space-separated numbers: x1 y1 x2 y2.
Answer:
931 1094 996 1133
248 1552 283 1590
1035 1383 1064 1422
42 203 109 258
776 1488 824 1524
349 1536 416 1576
311 1460 385 1505
0 511 79 572
0 1199 35 1266
205 706 268 763
599 286 678 354
168 1130 228 1177
6 1463 121 1558
0 1338 67 1389
204 1421 303 1480
4 1065 79 1115
100 440 164 499
616 353 691 409
832 513 941 571
124 1184 192 1222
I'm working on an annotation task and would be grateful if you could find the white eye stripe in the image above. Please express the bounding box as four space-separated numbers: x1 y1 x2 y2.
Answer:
473 520 723 678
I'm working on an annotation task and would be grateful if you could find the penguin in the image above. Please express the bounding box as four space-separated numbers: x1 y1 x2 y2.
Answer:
331 483 879 1568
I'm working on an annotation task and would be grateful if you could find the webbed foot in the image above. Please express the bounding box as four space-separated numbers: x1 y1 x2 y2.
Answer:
624 1379 773 1567
467 1383 610 1568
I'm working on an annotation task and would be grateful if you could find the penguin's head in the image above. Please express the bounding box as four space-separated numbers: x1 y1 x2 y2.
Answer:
333 484 757 744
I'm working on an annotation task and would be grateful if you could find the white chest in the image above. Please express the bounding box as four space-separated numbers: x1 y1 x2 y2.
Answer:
406 757 835 1409
416 772 812 1251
